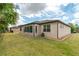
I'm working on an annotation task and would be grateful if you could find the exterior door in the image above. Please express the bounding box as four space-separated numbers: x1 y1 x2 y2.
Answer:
35 26 37 33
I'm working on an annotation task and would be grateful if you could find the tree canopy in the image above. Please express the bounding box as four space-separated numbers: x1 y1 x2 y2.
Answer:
69 23 79 33
0 3 17 32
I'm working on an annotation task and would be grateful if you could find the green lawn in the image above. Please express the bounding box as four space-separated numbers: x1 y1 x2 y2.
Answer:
0 33 79 56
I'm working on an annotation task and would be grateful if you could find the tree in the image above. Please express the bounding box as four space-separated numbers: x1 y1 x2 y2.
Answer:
75 24 79 32
69 23 77 33
69 23 79 33
0 3 17 32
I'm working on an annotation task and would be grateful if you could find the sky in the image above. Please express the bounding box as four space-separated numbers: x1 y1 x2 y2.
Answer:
13 2 79 26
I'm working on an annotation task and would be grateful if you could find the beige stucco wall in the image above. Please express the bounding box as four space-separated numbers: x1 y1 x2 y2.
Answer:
21 26 25 33
40 22 58 39
58 22 71 38
33 24 41 36
22 23 58 39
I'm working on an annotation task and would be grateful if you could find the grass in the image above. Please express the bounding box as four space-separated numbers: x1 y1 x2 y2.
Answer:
0 33 79 56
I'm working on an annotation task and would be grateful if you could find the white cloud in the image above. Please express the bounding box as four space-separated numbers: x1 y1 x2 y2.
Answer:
74 12 79 19
17 3 67 18
17 3 47 15
9 0 79 3
16 16 25 26
14 2 79 26
71 19 79 24
62 16 69 20
75 4 79 12
16 9 22 15
30 0 78 3
17 3 67 15
46 3 59 11
25 14 34 18
71 20 76 24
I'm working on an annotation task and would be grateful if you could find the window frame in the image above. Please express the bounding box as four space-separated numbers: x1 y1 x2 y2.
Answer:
43 24 50 32
24 26 33 33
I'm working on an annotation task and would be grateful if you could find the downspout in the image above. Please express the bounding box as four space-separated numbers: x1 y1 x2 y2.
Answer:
57 22 59 39
33 24 35 37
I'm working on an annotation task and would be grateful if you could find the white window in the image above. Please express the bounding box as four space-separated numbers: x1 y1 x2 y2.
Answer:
43 24 50 32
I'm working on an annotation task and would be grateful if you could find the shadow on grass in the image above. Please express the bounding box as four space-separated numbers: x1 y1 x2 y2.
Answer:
0 33 5 56
0 33 3 42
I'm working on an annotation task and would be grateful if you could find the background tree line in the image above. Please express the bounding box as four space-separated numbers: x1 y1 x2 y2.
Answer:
69 23 79 33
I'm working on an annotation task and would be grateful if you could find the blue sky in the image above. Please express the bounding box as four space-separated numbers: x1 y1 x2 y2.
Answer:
15 3 79 26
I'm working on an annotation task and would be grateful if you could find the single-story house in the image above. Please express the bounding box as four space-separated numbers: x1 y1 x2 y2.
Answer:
10 20 71 39
9 26 22 33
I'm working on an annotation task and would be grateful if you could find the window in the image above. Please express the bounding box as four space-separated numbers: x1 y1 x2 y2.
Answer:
24 26 33 33
29 26 32 32
26 27 29 32
43 25 47 32
47 24 50 32
43 24 50 32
